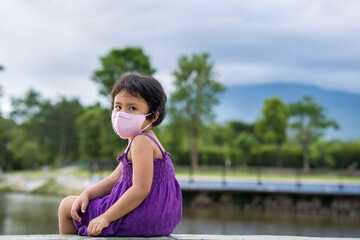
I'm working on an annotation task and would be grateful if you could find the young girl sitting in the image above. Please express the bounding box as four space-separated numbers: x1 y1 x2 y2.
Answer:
58 73 182 237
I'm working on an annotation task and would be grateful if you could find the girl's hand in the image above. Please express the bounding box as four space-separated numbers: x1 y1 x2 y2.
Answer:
71 194 89 222
87 215 110 236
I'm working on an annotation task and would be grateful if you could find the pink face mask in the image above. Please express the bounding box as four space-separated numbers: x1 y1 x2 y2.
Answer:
111 111 152 139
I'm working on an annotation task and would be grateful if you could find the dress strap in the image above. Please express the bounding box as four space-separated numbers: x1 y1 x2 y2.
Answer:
125 132 166 156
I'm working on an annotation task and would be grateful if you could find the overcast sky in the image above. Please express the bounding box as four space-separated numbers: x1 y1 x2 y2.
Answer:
0 0 359 115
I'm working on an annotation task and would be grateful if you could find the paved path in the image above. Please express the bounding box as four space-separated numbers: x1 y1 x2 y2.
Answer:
178 179 360 196
1 168 359 196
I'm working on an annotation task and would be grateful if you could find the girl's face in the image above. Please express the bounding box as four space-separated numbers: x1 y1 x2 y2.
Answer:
113 91 151 129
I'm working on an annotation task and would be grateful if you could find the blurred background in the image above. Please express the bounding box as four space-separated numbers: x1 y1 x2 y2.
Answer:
0 0 359 238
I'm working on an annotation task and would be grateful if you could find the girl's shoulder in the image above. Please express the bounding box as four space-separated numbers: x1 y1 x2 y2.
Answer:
127 132 165 160
131 133 156 148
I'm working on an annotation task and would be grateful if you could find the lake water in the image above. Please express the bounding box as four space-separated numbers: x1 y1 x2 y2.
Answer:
0 193 359 237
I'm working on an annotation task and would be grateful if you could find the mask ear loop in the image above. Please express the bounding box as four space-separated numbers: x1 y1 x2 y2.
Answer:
141 112 153 132
141 122 152 132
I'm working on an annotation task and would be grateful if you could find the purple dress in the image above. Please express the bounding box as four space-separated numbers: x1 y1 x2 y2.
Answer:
73 133 182 237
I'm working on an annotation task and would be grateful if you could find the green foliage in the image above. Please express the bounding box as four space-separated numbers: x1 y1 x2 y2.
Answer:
170 53 225 125
34 97 83 166
98 108 127 159
10 88 41 123
77 106 126 161
7 90 83 169
92 47 156 96
227 120 255 135
255 96 288 168
232 132 259 165
250 144 303 167
0 47 358 173
8 126 42 169
0 185 13 193
169 53 225 170
329 140 360 169
255 96 288 143
234 132 259 153
198 145 227 166
154 124 188 164
77 106 103 160
0 85 3 116
289 96 339 143
310 141 335 169
30 178 66 195
0 117 15 170
288 95 339 173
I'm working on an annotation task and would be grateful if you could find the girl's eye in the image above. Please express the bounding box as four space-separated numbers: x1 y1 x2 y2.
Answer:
115 106 121 110
129 106 137 111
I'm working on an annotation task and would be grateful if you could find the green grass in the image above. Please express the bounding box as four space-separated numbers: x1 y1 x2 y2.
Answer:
4 166 360 183
30 178 67 195
0 185 14 193
7 167 91 178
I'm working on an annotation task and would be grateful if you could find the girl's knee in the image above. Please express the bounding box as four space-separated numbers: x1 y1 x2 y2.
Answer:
58 196 77 216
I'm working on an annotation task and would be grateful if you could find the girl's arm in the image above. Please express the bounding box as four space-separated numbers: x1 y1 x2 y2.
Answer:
103 136 153 220
71 163 123 222
83 163 123 200
87 135 154 236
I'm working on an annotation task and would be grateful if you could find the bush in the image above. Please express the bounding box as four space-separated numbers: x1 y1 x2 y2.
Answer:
249 144 303 167
330 140 360 169
199 146 226 166
171 138 360 170
310 141 335 169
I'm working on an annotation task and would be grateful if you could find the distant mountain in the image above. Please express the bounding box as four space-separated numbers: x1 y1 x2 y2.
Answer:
214 83 360 140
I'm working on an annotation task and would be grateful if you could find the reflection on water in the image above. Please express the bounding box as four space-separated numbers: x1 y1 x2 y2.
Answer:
175 208 360 237
0 193 359 237
0 193 61 235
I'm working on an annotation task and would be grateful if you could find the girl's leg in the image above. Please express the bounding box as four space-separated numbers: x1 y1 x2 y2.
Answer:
58 196 78 234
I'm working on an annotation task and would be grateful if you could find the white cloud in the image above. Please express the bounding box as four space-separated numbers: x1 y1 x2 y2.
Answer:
0 0 359 116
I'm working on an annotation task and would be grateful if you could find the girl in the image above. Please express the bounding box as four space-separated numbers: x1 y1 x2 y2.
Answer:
58 73 182 237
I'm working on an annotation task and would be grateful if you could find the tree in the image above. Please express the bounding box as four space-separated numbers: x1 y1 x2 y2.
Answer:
8 124 42 170
77 106 103 160
98 108 127 159
227 120 255 135
288 96 339 173
77 104 128 162
0 117 14 171
10 88 41 123
0 65 5 115
10 90 83 167
233 132 259 165
40 97 83 166
92 47 156 96
0 85 3 116
255 96 288 168
169 53 225 171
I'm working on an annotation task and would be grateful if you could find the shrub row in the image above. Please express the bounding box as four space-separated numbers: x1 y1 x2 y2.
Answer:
173 141 360 169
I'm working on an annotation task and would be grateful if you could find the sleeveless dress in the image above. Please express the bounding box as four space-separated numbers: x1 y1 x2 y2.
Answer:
73 133 182 237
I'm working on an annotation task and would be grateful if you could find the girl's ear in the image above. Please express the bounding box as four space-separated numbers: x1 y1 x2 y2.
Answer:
152 112 160 124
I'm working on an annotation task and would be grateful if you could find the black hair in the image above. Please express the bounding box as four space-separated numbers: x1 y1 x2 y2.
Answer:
110 73 167 127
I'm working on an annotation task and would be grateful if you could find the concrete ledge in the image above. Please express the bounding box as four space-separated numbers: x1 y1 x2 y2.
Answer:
0 234 358 240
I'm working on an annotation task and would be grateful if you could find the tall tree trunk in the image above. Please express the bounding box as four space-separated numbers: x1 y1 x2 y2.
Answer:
303 142 310 174
58 134 66 167
1 142 7 171
67 148 73 166
276 141 283 168
189 127 199 171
